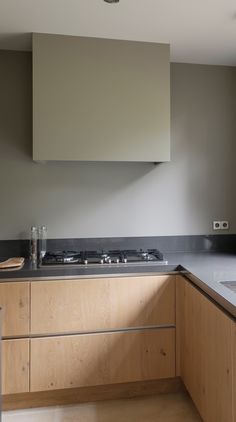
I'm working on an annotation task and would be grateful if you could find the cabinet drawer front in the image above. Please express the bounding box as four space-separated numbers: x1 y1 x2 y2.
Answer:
0 282 30 337
31 328 175 392
31 276 175 335
2 339 30 395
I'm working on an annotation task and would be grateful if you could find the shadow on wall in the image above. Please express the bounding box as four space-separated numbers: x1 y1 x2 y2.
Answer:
171 64 236 232
0 33 32 52
0 50 32 159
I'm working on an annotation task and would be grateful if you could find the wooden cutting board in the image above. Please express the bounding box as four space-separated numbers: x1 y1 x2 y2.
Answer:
0 257 25 269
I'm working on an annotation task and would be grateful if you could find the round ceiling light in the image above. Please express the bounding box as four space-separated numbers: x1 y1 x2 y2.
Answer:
104 0 120 3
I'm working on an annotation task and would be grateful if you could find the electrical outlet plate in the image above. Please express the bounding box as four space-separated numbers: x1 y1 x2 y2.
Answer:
221 221 229 230
213 220 229 230
213 221 221 230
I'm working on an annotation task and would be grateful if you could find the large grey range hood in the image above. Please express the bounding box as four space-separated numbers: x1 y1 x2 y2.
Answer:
33 33 170 163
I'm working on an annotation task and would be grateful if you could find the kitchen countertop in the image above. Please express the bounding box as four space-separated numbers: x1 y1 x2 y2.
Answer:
0 252 236 318
166 252 236 319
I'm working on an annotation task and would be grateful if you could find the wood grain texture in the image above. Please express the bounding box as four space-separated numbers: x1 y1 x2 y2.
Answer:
2 377 183 411
175 275 185 377
181 279 234 422
30 329 176 392
233 323 236 422
2 339 30 395
30 275 175 335
0 282 30 336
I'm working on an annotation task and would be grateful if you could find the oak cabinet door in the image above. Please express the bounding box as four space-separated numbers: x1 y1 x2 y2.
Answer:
30 328 175 392
0 282 30 337
31 276 175 335
178 277 234 422
233 325 236 422
2 339 30 394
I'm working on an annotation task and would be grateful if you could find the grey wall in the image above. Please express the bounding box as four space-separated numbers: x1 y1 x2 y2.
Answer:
0 51 236 240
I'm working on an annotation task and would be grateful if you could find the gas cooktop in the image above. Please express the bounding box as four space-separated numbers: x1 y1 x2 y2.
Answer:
40 249 168 267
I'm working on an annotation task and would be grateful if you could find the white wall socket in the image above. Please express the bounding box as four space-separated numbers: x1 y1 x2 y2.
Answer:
213 221 221 230
213 220 229 230
221 221 229 230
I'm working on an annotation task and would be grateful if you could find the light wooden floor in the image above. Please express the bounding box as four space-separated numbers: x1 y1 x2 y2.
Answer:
2 392 202 422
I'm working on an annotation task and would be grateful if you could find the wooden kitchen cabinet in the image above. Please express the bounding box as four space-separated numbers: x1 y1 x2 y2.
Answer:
177 276 234 422
31 275 175 335
2 272 236 418
30 328 175 392
233 325 236 422
2 339 30 394
0 282 30 337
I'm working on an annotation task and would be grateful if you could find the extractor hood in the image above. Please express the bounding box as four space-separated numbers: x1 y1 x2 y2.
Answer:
33 33 170 163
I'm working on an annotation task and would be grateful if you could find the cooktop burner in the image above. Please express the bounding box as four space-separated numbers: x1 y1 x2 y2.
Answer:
42 250 81 264
41 249 168 266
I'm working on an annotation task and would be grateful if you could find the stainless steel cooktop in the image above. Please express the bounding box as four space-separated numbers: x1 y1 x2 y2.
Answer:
40 249 168 267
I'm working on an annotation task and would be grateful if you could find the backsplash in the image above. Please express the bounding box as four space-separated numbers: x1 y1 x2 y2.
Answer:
0 235 236 258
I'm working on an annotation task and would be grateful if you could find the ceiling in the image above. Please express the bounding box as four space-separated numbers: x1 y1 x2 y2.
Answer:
0 0 236 65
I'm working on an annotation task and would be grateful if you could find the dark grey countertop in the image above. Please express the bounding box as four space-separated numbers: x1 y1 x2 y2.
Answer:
166 252 236 319
0 252 236 318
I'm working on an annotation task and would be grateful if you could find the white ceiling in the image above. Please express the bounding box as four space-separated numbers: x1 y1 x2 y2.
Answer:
0 0 236 65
